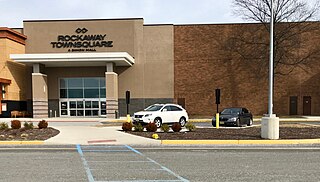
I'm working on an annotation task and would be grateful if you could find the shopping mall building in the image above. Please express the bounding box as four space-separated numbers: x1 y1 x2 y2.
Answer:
0 18 319 118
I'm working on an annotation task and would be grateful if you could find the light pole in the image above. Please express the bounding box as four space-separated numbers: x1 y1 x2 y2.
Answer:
268 0 274 116
261 0 280 139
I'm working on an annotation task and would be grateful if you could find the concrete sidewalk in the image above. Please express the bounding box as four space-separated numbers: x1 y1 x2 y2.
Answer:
45 122 161 146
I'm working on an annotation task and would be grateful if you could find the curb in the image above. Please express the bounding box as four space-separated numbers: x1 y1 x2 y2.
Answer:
0 141 44 145
161 139 320 145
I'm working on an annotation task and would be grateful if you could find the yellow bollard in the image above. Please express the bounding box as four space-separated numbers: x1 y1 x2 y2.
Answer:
127 114 131 123
216 113 219 129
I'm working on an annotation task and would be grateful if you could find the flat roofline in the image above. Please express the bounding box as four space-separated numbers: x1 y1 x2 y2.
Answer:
174 20 320 26
23 17 144 23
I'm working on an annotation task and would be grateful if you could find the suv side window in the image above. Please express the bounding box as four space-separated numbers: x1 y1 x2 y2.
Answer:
243 108 249 113
162 106 171 111
170 106 182 111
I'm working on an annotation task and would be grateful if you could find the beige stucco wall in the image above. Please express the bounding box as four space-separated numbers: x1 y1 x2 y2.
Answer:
0 39 26 100
23 19 139 55
32 73 48 100
23 19 174 101
143 25 174 98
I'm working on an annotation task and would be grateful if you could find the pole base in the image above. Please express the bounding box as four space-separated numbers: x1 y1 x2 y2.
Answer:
261 115 279 139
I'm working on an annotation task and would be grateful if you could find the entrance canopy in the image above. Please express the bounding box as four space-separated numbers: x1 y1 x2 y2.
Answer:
10 52 135 67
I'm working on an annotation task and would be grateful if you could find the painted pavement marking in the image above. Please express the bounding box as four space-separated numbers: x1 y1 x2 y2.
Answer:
77 144 189 182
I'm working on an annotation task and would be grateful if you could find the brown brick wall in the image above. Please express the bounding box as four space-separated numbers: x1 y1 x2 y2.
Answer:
174 23 320 116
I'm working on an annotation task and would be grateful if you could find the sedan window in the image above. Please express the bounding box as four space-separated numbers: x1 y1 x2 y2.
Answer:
221 108 241 114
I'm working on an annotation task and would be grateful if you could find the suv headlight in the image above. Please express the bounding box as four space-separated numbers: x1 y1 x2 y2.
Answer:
144 114 152 117
229 117 237 122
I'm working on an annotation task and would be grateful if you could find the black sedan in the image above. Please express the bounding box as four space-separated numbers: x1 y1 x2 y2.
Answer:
212 107 253 127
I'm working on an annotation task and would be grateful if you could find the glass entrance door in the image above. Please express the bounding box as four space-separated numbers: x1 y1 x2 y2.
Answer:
59 99 106 117
59 77 106 117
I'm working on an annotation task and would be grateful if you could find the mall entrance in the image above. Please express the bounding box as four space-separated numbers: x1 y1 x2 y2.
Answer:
59 77 106 117
60 99 106 117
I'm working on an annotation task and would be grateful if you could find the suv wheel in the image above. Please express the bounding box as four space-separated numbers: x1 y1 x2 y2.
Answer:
154 117 162 128
179 117 186 127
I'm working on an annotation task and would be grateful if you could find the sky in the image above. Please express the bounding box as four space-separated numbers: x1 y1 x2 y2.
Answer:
0 0 243 28
0 0 318 28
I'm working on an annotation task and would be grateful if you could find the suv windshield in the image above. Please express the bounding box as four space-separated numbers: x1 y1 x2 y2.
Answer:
144 105 163 111
221 108 241 115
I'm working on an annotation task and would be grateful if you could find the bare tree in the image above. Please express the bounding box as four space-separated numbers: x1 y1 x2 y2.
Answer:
231 0 320 75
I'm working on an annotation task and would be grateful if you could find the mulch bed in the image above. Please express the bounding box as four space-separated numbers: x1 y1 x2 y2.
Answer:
0 127 60 141
126 125 320 140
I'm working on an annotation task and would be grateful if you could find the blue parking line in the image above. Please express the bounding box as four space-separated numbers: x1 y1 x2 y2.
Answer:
147 157 189 182
125 145 143 155
76 144 95 182
125 145 189 182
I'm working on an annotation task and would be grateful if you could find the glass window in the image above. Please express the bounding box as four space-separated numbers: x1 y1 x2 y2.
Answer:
170 106 182 111
100 78 106 88
85 101 91 108
101 102 106 109
92 101 99 108
100 88 106 98
77 101 83 108
61 102 68 109
70 101 76 108
59 77 105 99
84 78 99 88
68 89 83 98
60 89 67 98
84 89 99 98
60 79 67 88
162 106 171 111
92 110 99 116
85 110 92 116
70 110 76 116
77 110 84 116
61 110 67 115
68 78 83 88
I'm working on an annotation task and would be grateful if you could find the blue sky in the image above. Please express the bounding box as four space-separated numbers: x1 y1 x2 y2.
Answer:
0 0 318 28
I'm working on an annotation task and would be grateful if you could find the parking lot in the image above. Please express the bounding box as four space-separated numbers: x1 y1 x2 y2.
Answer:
1 145 320 182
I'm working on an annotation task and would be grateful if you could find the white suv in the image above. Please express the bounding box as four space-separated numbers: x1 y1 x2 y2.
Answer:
132 104 189 127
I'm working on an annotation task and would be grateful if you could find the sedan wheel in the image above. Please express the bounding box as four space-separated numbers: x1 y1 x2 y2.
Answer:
247 119 253 126
179 117 186 127
236 118 241 127
154 118 162 128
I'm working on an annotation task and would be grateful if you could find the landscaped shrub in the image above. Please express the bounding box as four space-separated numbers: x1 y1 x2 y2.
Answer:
171 123 182 132
24 122 34 130
161 124 170 132
38 120 48 129
122 122 133 131
146 122 157 132
11 120 21 129
133 123 144 132
0 122 9 130
185 123 196 132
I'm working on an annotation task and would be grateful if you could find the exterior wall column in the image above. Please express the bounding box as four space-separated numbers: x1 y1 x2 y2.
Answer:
32 63 48 118
105 63 118 118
